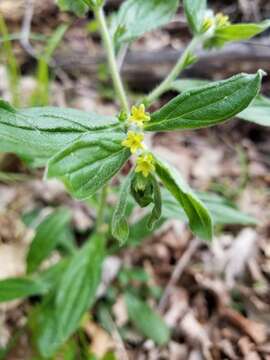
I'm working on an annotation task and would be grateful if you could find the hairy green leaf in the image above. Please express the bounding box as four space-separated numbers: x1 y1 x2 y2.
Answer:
238 95 270 126
154 156 213 241
31 234 105 358
111 0 179 47
146 71 263 131
111 172 133 244
0 101 119 166
125 293 170 345
208 20 270 48
47 131 130 199
27 208 72 273
183 0 207 34
171 79 270 127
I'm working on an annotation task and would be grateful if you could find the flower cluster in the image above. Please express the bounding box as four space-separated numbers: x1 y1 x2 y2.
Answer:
122 104 155 177
202 11 230 33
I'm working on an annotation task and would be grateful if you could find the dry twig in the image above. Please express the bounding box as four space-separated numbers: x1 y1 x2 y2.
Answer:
158 237 200 313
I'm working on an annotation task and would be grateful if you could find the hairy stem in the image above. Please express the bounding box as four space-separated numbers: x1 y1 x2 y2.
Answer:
145 37 200 106
94 7 129 232
95 7 129 112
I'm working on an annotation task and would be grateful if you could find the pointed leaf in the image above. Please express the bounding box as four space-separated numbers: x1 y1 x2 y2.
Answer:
154 156 213 241
209 20 270 48
146 71 263 132
172 79 270 127
47 131 130 199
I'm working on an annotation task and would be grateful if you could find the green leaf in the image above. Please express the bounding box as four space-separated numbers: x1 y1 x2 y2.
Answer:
145 71 263 132
111 172 133 244
183 0 207 34
0 101 119 166
125 292 170 345
209 20 270 48
47 131 130 199
111 0 179 47
56 0 89 16
238 95 270 126
163 189 257 226
31 234 105 358
27 208 72 273
0 278 47 303
0 259 67 303
171 79 270 127
127 188 257 246
154 156 213 241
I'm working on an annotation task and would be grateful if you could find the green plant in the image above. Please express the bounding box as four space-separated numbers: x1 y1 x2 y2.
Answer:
0 0 269 358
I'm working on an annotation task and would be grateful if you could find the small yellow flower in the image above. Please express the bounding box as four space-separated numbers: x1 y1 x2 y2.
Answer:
215 13 230 28
122 131 145 154
129 104 150 128
135 153 155 178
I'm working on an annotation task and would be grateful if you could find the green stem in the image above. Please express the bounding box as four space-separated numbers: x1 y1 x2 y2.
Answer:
95 7 129 113
96 185 108 233
94 7 130 232
145 37 200 106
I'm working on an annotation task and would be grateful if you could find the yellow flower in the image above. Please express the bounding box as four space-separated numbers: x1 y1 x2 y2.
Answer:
129 104 150 128
135 153 155 178
122 131 145 154
215 13 230 28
